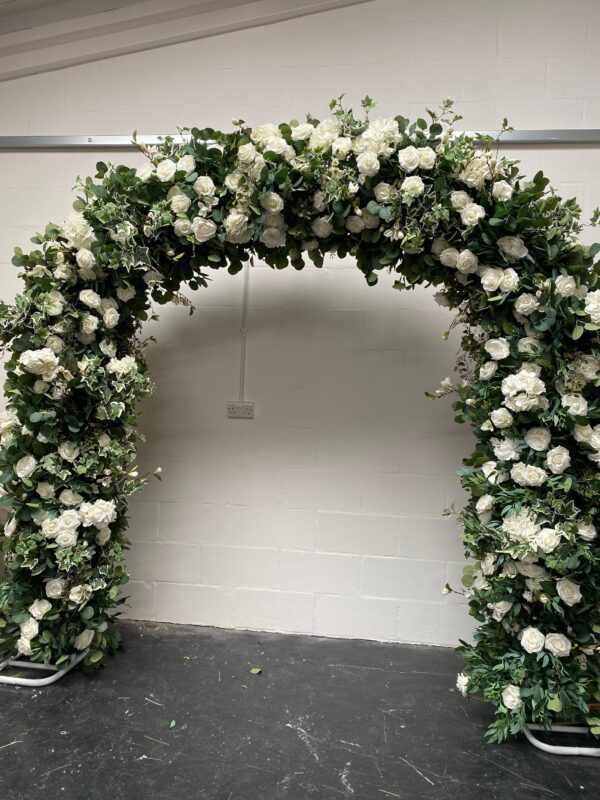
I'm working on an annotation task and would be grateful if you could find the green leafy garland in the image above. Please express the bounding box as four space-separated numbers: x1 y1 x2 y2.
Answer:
0 98 598 741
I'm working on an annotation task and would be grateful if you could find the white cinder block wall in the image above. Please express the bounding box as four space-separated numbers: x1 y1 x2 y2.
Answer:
1 0 599 646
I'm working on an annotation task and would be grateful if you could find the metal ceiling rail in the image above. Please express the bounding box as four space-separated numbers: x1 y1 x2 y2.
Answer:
0 130 599 150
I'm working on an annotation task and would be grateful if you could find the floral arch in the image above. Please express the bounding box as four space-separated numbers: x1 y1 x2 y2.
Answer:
0 98 599 742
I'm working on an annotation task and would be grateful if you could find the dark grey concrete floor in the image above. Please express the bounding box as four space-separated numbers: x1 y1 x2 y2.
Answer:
0 621 597 799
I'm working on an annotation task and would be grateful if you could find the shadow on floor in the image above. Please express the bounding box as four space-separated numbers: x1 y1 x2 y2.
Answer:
0 620 595 799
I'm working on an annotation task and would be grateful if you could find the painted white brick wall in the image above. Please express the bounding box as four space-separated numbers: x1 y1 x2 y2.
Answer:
0 0 598 646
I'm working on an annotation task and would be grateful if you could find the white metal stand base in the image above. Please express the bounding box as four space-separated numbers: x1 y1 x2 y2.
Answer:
524 723 600 757
0 650 88 687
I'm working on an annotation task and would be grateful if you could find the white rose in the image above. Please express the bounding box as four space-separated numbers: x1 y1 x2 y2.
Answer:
174 218 193 237
29 599 52 620
263 135 289 155
490 408 513 428
500 268 519 292
479 361 498 381
498 236 528 261
520 627 545 653
484 338 510 360
431 238 449 256
482 460 508 484
555 275 576 297
99 340 117 358
103 308 120 329
116 285 136 302
237 142 257 163
20 617 39 639
261 192 284 213
514 293 539 316
59 489 83 506
501 684 522 709
517 337 539 354
56 529 78 548
81 315 99 336
76 248 95 271
577 522 597 541
170 194 191 214
345 215 365 234
417 146 436 170
460 203 486 226
356 151 380 177
362 209 379 230
536 527 561 553
373 182 392 203
135 162 154 182
456 672 469 696
584 289 600 324
223 210 249 243
156 158 177 182
546 445 570 474
524 427 551 451
311 216 333 238
400 175 424 197
476 494 494 513
41 517 61 539
450 190 472 210
17 637 32 656
177 154 195 175
58 442 80 462
59 509 81 530
545 633 571 658
480 266 503 292
332 137 352 158
290 122 314 141
259 227 286 248
79 289 101 309
494 438 521 461
74 628 95 651
46 335 64 354
96 527 112 545
556 578 582 607
193 175 216 196
36 482 55 500
439 247 459 268
561 394 588 416
45 578 65 598
15 455 36 479
398 146 419 172
192 217 217 243
492 181 514 202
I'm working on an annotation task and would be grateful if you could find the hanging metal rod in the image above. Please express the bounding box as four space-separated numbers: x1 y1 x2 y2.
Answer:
0 130 600 151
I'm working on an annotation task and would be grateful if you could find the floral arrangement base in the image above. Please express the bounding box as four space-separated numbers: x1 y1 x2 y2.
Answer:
0 649 88 687
524 723 600 757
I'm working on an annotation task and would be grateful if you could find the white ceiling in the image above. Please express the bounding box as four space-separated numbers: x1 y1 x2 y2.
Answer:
0 0 373 80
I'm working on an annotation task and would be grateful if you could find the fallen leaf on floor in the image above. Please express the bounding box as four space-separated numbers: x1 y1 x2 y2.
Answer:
250 666 262 675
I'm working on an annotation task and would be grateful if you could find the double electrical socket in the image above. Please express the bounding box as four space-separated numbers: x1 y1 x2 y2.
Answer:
227 401 255 419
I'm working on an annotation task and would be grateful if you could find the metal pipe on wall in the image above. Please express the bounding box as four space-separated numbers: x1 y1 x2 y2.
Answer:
1 130 600 150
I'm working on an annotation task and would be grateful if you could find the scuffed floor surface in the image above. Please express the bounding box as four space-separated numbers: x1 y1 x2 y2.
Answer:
0 621 597 799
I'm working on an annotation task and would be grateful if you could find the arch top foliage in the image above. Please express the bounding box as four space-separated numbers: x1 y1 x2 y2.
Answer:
0 96 599 742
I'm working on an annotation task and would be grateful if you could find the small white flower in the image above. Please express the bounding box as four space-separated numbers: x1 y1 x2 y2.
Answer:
450 190 471 210
577 522 597 541
555 275 576 297
20 617 39 639
356 151 380 177
193 175 216 196
311 216 333 238
400 175 424 197
536 527 561 553
584 289 600 324
524 427 552 451
45 578 66 599
501 684 522 709
479 361 498 381
15 455 36 479
561 394 588 417
456 672 469 696
490 408 513 428
514 293 539 316
498 236 528 261
29 599 52 620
